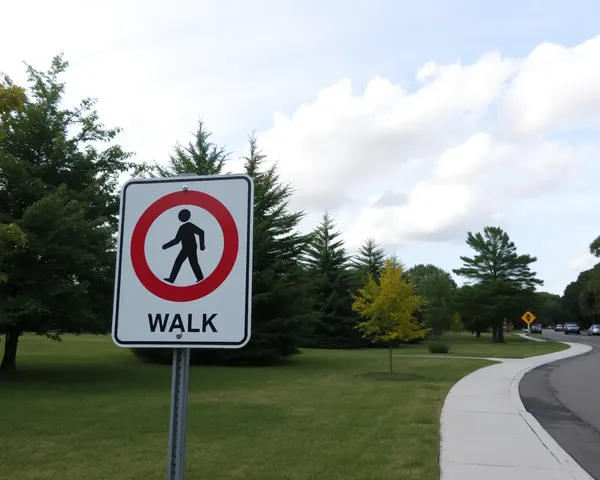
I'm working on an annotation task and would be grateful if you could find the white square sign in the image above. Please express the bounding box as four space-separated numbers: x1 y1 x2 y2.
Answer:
111 174 253 348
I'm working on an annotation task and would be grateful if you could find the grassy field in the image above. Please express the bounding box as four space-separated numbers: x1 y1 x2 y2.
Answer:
0 334 496 480
394 331 569 358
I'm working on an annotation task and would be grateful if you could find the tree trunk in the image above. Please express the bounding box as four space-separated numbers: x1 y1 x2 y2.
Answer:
497 323 505 343
491 323 504 343
388 344 393 376
0 329 19 372
491 324 499 342
476 329 481 338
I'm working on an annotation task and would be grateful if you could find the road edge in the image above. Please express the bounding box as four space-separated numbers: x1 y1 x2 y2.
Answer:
509 341 595 479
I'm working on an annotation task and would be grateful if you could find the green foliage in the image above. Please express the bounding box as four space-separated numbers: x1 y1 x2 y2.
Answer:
132 132 315 366
352 260 427 345
428 342 450 354
0 79 27 140
533 292 563 325
453 226 542 342
351 238 386 283
302 212 363 348
590 235 600 258
406 264 457 335
450 313 464 334
145 120 229 178
0 55 133 371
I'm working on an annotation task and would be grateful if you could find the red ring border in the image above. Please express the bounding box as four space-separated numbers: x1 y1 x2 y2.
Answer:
130 190 239 302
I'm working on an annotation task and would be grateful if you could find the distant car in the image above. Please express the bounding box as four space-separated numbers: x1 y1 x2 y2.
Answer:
588 324 600 336
530 324 543 334
554 324 564 332
564 323 580 335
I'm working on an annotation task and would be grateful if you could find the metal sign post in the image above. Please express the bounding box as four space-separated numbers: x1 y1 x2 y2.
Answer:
167 348 191 480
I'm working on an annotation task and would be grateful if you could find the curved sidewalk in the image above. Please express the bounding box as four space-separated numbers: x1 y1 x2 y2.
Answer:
440 342 594 480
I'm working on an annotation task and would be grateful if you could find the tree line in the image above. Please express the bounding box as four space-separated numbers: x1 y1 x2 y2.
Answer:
1 56 597 371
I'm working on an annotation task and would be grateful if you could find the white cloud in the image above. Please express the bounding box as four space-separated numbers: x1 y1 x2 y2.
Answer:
569 252 598 273
257 35 600 252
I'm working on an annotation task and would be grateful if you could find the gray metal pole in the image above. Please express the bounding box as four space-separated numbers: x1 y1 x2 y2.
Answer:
167 348 191 480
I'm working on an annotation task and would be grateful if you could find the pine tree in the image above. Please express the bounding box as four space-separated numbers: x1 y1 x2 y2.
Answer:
453 226 542 342
153 121 229 177
303 212 363 348
0 55 133 371
351 238 386 284
222 135 315 363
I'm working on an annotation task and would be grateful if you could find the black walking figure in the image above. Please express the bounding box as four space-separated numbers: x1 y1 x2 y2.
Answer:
162 209 205 284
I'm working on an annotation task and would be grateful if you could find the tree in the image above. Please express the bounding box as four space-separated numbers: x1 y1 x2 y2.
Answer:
405 264 457 337
227 135 315 363
578 265 600 327
302 212 362 348
132 133 315 365
450 313 464 335
0 80 26 140
352 259 427 375
453 227 542 342
151 120 229 177
0 55 133 371
533 292 563 326
351 238 386 283
590 235 600 258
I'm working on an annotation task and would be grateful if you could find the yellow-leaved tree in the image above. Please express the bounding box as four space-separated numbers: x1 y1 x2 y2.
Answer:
352 259 428 376
450 312 464 335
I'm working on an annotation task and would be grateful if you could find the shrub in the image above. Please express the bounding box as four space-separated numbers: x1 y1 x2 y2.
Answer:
428 342 450 354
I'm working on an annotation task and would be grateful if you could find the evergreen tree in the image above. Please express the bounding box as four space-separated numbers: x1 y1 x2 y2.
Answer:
0 55 133 371
133 134 315 365
351 238 386 283
153 121 229 177
453 226 542 342
224 135 314 363
303 212 363 348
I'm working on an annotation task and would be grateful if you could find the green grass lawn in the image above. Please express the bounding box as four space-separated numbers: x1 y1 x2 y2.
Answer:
394 331 569 358
0 334 494 480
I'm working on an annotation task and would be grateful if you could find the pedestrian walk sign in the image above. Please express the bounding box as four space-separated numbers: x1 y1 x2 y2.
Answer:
521 311 536 325
111 174 254 348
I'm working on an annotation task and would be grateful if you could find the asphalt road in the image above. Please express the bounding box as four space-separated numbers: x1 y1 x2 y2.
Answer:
520 329 600 480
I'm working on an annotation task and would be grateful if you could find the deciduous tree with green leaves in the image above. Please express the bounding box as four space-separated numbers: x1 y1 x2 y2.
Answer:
453 226 542 342
0 55 134 371
302 212 362 348
405 264 457 337
352 260 427 375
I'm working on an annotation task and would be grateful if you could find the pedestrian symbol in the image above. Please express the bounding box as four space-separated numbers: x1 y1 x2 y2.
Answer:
162 208 206 284
521 311 536 325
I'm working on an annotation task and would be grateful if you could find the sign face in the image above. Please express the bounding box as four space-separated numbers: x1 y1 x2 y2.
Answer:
521 311 536 325
111 175 254 348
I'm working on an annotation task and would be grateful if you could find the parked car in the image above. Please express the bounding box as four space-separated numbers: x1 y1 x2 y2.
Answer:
564 323 580 335
588 324 600 336
554 324 564 332
530 324 543 334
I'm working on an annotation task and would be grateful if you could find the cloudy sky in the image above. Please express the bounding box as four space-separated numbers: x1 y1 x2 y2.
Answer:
3 0 600 294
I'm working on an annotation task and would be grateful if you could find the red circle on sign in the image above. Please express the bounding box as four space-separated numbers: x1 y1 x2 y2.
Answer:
130 190 239 302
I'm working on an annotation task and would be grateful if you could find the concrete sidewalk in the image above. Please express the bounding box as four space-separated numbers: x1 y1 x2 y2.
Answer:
440 342 594 480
